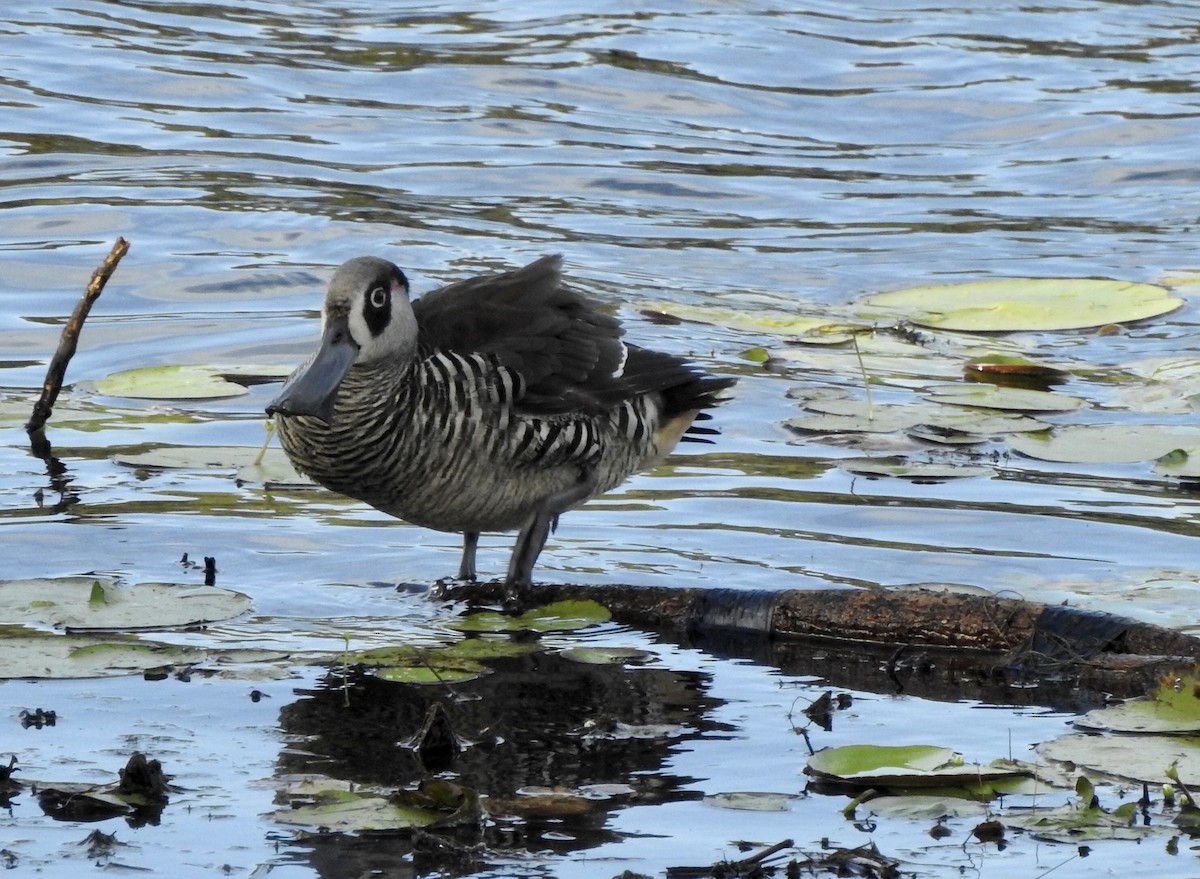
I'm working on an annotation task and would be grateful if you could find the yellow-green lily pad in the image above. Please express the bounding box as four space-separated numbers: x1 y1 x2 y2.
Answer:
450 599 611 634
270 778 474 832
639 301 859 342
862 279 1182 332
93 364 293 400
558 646 654 665
806 744 1030 789
1154 447 1200 478
1075 676 1200 735
347 637 536 684
1005 785 1155 843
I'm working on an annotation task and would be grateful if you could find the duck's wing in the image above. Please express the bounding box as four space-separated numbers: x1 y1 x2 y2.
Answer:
413 256 636 415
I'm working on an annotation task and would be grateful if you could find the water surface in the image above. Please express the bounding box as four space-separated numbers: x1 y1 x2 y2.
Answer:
3 2 1200 876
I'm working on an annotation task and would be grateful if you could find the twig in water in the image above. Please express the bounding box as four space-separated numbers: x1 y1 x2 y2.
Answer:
25 238 130 438
851 331 873 420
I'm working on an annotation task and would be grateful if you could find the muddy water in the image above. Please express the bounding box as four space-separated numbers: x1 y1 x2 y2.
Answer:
3 2 1200 877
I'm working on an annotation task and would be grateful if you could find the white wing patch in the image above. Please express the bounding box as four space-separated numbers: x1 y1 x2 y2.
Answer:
612 341 629 377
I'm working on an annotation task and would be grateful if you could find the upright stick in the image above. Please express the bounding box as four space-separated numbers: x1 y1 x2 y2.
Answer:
25 237 130 436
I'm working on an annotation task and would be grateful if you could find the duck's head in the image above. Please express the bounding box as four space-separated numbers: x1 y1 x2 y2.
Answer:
267 257 416 424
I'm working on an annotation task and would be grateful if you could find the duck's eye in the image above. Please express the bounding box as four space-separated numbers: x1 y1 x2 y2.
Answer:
368 286 388 310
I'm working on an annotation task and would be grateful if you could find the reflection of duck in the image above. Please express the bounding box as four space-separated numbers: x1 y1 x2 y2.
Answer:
268 255 734 598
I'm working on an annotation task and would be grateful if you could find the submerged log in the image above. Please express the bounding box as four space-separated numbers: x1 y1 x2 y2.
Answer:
438 581 1200 705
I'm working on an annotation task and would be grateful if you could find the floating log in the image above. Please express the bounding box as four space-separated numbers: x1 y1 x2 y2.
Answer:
439 581 1200 705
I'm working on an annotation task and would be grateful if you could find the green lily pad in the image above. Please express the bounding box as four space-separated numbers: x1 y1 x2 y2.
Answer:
806 744 1030 789
271 782 449 832
1005 799 1156 842
558 646 654 665
1154 447 1200 479
450 599 611 634
93 364 293 401
346 644 486 684
375 664 486 685
0 577 252 631
348 638 535 684
1075 676 1200 734
924 383 1086 412
862 279 1182 332
1006 424 1200 464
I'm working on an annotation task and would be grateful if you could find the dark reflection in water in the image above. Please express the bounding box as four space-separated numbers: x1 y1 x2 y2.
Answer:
277 651 723 876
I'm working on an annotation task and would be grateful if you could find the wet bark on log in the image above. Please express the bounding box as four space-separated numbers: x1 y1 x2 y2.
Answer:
438 581 1200 702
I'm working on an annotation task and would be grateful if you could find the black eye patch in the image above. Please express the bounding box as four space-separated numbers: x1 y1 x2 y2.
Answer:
363 282 391 337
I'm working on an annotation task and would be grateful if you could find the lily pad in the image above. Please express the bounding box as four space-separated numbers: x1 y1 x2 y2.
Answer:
787 399 1045 436
1005 798 1155 842
271 779 470 832
1154 447 1200 479
862 279 1182 332
558 646 654 665
837 457 993 480
114 444 289 471
772 332 987 381
1075 676 1200 735
0 576 252 631
924 383 1086 412
639 301 859 342
703 791 797 811
1037 734 1200 785
860 794 989 820
806 744 1030 789
0 633 204 679
94 364 295 400
450 600 611 634
348 638 535 684
1006 424 1200 464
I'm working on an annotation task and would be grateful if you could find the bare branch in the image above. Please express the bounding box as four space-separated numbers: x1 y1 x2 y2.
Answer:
25 237 130 436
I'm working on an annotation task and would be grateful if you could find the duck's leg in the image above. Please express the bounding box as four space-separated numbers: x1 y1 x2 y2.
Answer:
504 470 597 600
458 532 480 581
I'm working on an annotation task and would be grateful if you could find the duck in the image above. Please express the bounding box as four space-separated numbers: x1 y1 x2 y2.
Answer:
267 254 734 600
